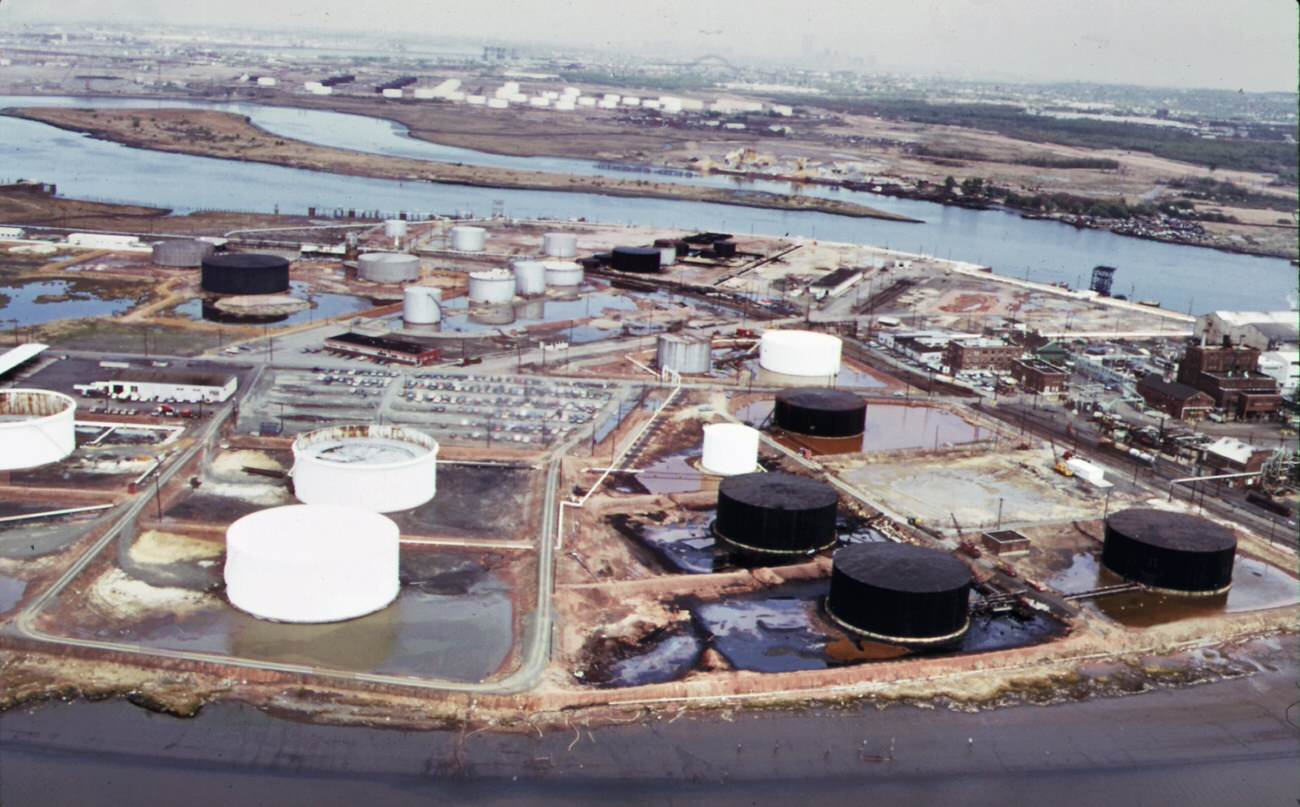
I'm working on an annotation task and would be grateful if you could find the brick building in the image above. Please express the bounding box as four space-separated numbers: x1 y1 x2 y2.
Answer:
943 338 1022 374
1136 374 1215 420
1175 344 1281 419
1010 359 1070 395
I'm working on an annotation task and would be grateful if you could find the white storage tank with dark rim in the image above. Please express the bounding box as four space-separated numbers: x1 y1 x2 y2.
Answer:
701 423 759 476
402 286 442 325
0 389 76 470
760 330 842 377
450 225 487 252
512 259 547 296
224 504 400 623
468 268 516 303
656 333 711 374
291 424 439 513
543 260 583 287
151 238 213 268
542 232 578 257
383 219 407 238
358 252 420 283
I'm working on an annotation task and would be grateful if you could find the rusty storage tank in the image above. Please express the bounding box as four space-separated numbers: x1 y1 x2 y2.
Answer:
611 246 662 273
201 253 290 295
714 471 838 557
1102 509 1236 595
774 388 866 438
656 333 711 374
826 542 972 644
152 238 213 268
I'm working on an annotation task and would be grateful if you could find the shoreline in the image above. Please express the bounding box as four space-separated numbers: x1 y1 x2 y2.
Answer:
3 106 921 225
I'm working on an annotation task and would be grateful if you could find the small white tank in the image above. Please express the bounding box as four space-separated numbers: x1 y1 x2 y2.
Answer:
403 286 442 325
383 219 407 238
542 232 578 257
658 246 677 267
512 260 547 296
450 225 486 252
656 333 711 374
468 269 515 303
543 260 583 287
760 330 842 377
701 423 760 476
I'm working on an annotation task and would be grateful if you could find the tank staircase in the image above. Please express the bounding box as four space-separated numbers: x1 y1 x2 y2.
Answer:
974 590 1029 614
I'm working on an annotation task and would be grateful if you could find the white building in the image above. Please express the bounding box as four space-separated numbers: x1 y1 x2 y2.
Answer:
1196 311 1299 351
77 369 238 403
1258 350 1300 397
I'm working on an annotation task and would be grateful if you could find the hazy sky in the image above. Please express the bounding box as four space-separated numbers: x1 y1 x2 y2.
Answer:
5 0 1297 92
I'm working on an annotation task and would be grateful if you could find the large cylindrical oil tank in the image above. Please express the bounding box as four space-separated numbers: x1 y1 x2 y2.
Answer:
714 471 838 557
0 389 76 471
291 424 439 513
512 260 547 296
224 504 400 623
611 246 663 274
200 253 290 296
712 239 737 258
701 423 759 476
774 388 866 438
656 333 711 374
826 542 972 644
450 225 486 252
542 232 578 257
403 286 442 325
358 252 419 283
1102 509 1237 594
468 269 516 303
383 219 407 239
759 330 842 377
151 238 213 268
543 260 584 287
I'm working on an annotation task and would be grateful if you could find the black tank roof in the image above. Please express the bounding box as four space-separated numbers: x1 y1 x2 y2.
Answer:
613 246 661 257
202 253 289 270
1106 509 1236 553
718 471 837 510
832 542 971 593
775 388 865 412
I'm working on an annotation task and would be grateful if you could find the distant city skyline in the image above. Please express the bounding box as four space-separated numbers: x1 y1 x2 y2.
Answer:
3 0 1296 93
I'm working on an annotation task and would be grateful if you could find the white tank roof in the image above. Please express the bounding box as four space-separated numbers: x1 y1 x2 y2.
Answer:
701 423 760 476
292 424 439 513
759 330 842 377
0 389 76 471
224 505 400 623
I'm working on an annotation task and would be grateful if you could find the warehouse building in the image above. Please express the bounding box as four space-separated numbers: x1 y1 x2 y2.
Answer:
943 338 1022 375
1010 358 1070 395
77 369 238 403
324 332 442 366
1136 374 1215 420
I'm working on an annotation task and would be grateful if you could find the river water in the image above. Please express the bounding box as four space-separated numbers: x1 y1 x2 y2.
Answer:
0 95 1294 312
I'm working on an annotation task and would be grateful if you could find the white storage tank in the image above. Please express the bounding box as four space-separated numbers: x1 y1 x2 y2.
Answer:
657 246 677 267
403 286 442 325
358 252 419 283
701 423 760 476
760 330 842 377
468 268 516 303
383 219 407 238
542 232 578 257
450 225 486 252
152 238 214 268
292 424 439 513
512 260 547 296
543 260 583 287
224 505 399 623
382 88 403 99
656 333 711 374
0 389 76 471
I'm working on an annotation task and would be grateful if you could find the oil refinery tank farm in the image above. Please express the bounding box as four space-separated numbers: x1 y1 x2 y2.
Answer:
200 253 290 296
826 542 973 645
611 246 663 274
151 238 213 268
224 504 400 623
773 388 867 438
714 471 838 557
358 252 420 283
1102 509 1237 595
759 330 842 377
291 424 438 513
0 389 76 470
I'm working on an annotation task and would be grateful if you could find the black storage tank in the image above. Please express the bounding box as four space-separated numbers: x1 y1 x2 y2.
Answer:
712 239 737 258
773 388 866 438
827 542 972 644
201 253 290 295
611 246 663 274
1102 509 1236 594
714 471 837 557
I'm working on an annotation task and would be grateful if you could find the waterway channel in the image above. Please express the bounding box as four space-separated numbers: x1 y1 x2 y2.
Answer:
0 95 1294 313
